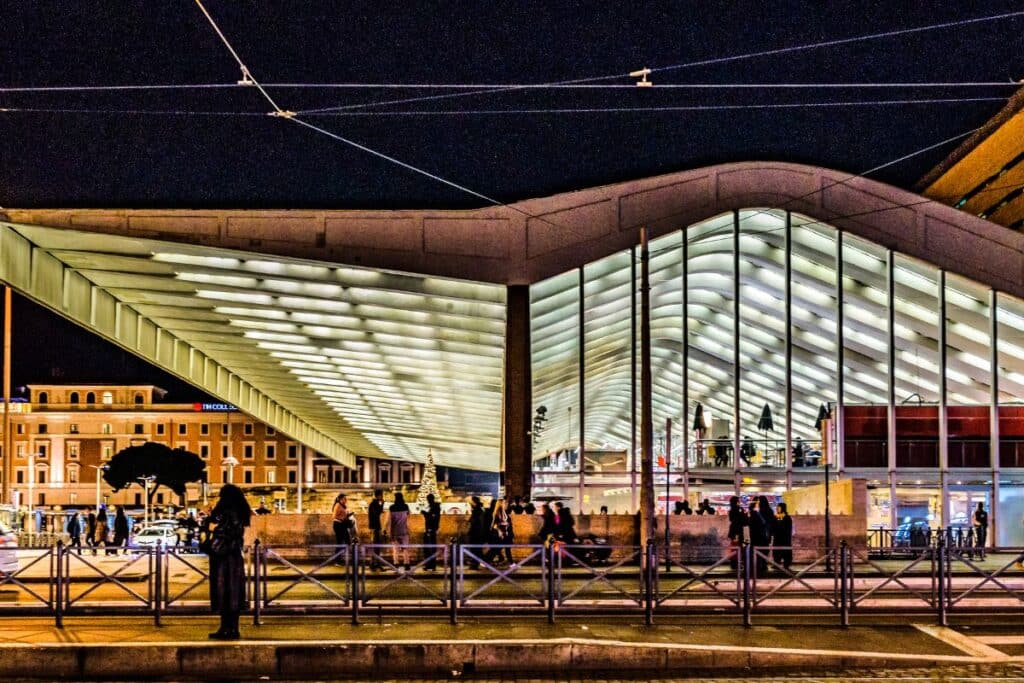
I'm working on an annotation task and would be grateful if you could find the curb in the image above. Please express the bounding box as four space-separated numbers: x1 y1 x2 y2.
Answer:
0 637 989 680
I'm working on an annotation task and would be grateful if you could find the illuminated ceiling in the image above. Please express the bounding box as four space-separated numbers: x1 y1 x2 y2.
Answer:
0 223 506 470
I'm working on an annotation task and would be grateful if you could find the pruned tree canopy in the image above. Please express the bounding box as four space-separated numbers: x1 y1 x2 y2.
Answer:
102 442 206 502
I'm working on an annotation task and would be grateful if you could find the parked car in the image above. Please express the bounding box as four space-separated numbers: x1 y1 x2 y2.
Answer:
132 526 179 548
893 519 931 548
0 522 18 574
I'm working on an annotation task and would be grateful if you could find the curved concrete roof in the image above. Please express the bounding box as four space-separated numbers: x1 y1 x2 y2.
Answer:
5 161 1024 298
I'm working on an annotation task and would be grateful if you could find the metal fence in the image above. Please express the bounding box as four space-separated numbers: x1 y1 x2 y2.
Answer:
5 539 1024 628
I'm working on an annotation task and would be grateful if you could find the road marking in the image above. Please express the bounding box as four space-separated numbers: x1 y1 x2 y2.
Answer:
975 635 1024 645
913 624 1009 660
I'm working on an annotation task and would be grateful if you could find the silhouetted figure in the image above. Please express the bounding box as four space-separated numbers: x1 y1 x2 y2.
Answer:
207 484 252 640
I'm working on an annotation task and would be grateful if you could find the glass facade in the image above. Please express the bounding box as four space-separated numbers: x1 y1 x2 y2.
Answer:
530 209 1024 543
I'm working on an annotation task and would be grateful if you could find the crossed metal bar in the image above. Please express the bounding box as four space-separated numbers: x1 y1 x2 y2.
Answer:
556 545 643 605
260 544 349 605
63 546 155 608
358 544 448 605
848 547 936 607
0 547 55 608
946 548 1024 606
749 546 840 607
163 548 209 607
459 544 546 605
655 549 741 607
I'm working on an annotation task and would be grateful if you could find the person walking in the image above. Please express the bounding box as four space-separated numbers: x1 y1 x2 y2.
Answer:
422 493 441 571
85 512 97 555
726 496 746 570
467 496 486 569
94 509 109 555
973 502 988 561
206 484 252 640
331 493 353 547
554 502 577 543
485 499 512 566
388 492 411 571
538 503 557 544
66 512 81 552
773 502 793 571
112 507 130 554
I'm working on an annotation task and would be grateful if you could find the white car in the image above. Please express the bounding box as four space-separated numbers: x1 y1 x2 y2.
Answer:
132 526 179 548
0 522 18 574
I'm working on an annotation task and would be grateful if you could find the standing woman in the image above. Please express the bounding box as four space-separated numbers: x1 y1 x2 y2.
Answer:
389 492 411 571
112 507 130 554
773 503 793 570
331 493 352 546
94 509 109 555
726 496 746 570
207 484 252 640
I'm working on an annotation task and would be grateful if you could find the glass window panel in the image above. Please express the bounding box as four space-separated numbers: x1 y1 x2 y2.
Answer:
738 210 787 468
841 234 889 405
584 251 634 471
648 230 685 473
893 255 941 404
686 212 736 469
996 294 1024 467
788 215 838 461
945 273 991 405
531 269 580 469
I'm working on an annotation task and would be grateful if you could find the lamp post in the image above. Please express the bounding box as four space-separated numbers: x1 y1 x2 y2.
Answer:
137 475 156 527
89 464 109 516
222 454 239 485
26 451 35 543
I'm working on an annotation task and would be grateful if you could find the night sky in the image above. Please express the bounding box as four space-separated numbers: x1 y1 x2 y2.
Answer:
0 1 1022 391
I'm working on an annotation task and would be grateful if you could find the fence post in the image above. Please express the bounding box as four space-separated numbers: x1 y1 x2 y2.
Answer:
644 540 655 626
54 541 64 629
742 542 751 628
252 540 262 626
546 542 556 624
936 540 947 626
839 542 849 628
449 539 458 625
350 542 360 625
154 542 163 626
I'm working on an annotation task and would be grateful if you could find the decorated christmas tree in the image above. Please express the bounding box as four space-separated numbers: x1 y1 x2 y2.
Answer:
416 448 440 506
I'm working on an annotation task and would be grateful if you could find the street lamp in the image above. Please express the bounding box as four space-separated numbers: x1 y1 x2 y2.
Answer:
222 454 239 485
137 475 156 527
26 451 35 543
88 464 109 516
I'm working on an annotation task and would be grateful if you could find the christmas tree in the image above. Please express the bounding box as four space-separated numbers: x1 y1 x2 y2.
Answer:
416 448 440 507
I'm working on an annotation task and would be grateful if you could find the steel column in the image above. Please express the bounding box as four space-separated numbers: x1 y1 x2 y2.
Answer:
938 271 949 527
784 212 793 488
989 289 1000 544
733 211 741 494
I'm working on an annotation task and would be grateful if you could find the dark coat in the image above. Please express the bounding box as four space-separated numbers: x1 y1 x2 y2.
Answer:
727 507 746 542
468 503 487 543
555 510 576 542
208 510 247 614
748 510 771 547
423 502 441 533
773 513 793 546
538 510 557 542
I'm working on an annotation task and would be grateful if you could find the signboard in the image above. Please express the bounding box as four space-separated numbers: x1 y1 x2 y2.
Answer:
192 403 238 412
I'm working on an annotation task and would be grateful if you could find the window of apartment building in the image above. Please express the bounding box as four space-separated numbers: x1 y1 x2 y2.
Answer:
377 464 391 484
317 470 327 484
101 424 112 435
221 423 229 436
177 423 187 436
156 493 164 505
36 444 48 459
243 469 253 484
36 469 46 484
16 444 24 458
67 442 79 460
265 444 275 460
69 492 77 505
37 493 45 506
101 443 113 460
399 464 414 484
244 423 254 436
69 392 79 404
16 424 23 435
134 393 144 405
38 392 48 404
243 444 254 459
199 443 210 459
266 426 276 436
221 444 230 459
15 470 23 484
38 423 47 434
156 423 165 435
287 444 297 459
86 392 95 404
287 468 296 484
200 423 209 436
133 423 144 435
67 466 78 484
69 423 79 434
265 469 276 485
129 438 145 447
102 391 113 405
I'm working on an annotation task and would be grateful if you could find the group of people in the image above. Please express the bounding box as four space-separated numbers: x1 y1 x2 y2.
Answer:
726 495 793 575
672 498 717 515
331 490 444 572
64 508 131 555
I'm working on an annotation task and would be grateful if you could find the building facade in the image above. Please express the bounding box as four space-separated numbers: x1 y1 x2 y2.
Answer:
1 384 423 510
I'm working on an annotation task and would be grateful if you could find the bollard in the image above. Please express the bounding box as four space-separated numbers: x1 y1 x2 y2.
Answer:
350 542 360 625
839 542 849 628
154 541 163 626
449 539 458 625
936 540 947 626
742 542 752 628
54 541 64 629
546 542 556 624
252 540 262 626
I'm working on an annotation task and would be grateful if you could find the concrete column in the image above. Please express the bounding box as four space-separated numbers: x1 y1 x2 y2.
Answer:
502 285 532 500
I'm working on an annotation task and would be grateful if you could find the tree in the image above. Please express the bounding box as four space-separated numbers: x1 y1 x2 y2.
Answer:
103 442 206 504
416 449 439 507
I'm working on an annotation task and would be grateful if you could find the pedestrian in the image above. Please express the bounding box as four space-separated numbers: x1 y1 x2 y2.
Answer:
206 483 251 640
740 436 756 467
698 499 716 515
973 502 988 561
672 501 684 515
523 499 536 515
538 503 557 544
331 493 352 547
773 502 793 571
422 493 441 571
388 492 411 571
112 507 130 554
66 511 81 552
554 502 577 543
94 509 109 554
748 501 770 577
726 496 746 570
367 489 385 569
485 499 512 565
85 511 97 554
681 501 693 515
510 496 524 514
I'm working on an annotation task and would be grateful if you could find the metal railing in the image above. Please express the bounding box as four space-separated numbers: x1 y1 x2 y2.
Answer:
1 540 1022 628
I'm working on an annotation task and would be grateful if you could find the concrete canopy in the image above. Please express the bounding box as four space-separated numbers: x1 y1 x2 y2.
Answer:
3 162 1024 472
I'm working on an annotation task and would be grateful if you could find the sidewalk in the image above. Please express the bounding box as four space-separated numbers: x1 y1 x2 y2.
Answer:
0 615 1020 680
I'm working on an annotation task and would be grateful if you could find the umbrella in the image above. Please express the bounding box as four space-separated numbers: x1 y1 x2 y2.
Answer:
691 403 705 432
757 403 774 433
814 403 830 431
